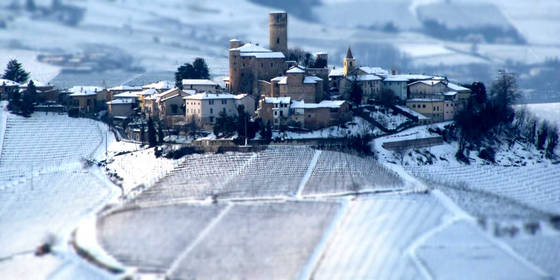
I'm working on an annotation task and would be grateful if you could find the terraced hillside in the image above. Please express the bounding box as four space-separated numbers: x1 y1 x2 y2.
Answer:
98 144 560 279
0 109 117 280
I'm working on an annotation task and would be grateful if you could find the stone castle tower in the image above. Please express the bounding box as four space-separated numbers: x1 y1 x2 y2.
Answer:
343 47 356 76
269 12 288 55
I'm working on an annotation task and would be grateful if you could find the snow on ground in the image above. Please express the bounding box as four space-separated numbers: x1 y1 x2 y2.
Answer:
417 220 546 280
273 117 381 140
0 49 61 83
105 145 178 198
0 111 119 280
369 106 412 130
518 102 560 128
312 194 446 280
408 163 560 215
302 150 404 196
167 201 341 280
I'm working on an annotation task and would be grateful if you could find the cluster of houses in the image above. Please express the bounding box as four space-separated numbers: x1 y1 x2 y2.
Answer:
1 11 473 136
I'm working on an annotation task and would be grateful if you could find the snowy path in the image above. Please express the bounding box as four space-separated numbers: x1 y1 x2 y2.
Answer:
296 150 321 198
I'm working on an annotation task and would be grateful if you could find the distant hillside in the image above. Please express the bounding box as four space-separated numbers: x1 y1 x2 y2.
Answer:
417 2 526 44
248 0 320 21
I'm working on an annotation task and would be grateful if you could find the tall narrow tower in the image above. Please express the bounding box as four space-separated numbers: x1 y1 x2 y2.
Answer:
343 46 356 76
269 12 288 55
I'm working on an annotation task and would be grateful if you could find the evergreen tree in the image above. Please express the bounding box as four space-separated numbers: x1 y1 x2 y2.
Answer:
192 58 210 80
21 80 36 116
175 58 210 89
157 122 164 145
490 70 519 121
139 122 145 146
175 63 195 89
147 117 157 147
3 59 30 84
536 121 549 150
546 125 558 159
236 105 248 140
348 80 363 105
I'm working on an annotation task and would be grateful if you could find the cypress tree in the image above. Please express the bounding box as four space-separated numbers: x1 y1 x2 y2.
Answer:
3 59 29 84
21 80 36 116
157 122 164 145
147 117 157 147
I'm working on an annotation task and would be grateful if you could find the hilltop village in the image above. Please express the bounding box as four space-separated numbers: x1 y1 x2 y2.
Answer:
1 11 473 145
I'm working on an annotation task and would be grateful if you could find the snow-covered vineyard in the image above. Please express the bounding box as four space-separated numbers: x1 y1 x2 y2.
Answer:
1 106 560 280
0 104 119 279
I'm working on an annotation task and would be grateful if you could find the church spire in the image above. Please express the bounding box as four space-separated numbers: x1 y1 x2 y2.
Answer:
345 46 353 59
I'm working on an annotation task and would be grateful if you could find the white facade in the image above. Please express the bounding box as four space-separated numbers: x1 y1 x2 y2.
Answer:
182 79 220 93
184 93 254 127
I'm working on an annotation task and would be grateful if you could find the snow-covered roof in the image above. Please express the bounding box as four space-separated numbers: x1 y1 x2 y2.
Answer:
291 100 346 109
231 43 285 59
107 99 135 105
407 98 444 102
69 86 103 96
408 79 444 87
183 89 196 95
182 79 218 86
142 80 173 90
360 66 389 76
234 93 251 100
19 80 50 88
113 91 139 99
383 74 433 82
0 79 19 87
241 52 285 59
184 92 236 100
138 88 158 96
161 93 181 102
230 43 270 53
108 85 142 91
287 66 305 74
443 91 458 96
329 68 344 77
264 97 291 104
348 74 382 82
447 82 471 92
304 76 323 84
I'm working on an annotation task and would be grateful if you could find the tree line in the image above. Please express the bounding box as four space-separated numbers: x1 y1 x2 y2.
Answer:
2 59 37 117
453 71 558 162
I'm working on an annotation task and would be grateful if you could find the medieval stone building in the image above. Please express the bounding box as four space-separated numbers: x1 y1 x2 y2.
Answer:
227 12 290 96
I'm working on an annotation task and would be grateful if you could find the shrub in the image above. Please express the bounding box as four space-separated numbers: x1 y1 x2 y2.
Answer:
164 146 200 159
478 147 495 163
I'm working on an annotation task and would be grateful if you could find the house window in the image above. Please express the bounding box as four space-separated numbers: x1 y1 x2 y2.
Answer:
209 100 214 105
277 37 280 44
412 104 416 108
261 63 264 68
210 108 213 114
422 104 426 108
222 100 227 104
270 63 273 67
274 111 277 116
280 111 283 117
223 108 226 114
210 117 214 123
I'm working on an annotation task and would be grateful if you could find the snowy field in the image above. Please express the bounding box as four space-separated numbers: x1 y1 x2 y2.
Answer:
0 107 119 280
408 164 560 215
94 135 560 279
518 102 560 128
